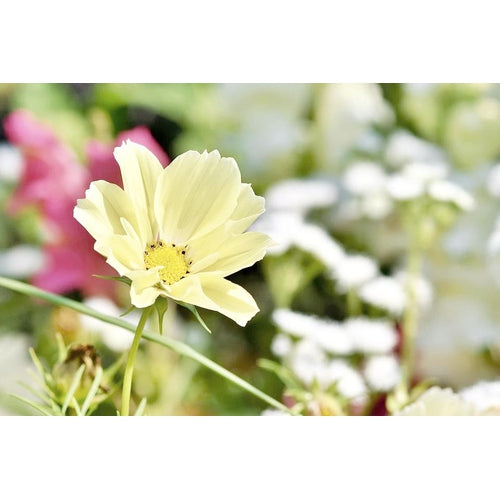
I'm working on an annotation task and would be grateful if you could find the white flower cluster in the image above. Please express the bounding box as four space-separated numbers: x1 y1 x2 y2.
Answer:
271 309 401 399
397 380 500 416
341 161 393 220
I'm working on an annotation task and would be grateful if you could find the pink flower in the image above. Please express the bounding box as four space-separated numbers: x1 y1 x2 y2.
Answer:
4 110 169 298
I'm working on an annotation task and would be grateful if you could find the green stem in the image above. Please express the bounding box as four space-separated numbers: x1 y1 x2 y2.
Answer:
346 288 361 317
121 307 151 416
0 276 291 414
400 242 422 398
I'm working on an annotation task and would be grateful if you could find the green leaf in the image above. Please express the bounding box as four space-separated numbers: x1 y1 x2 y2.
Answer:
80 366 104 416
177 302 212 334
258 359 302 389
153 298 169 335
119 304 137 317
61 364 86 415
134 398 147 416
8 394 55 416
92 274 132 286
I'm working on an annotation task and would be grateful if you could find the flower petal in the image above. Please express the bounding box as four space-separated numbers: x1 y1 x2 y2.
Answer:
74 180 140 254
127 269 162 308
113 140 164 242
154 150 241 243
186 183 267 269
165 273 259 326
191 231 272 276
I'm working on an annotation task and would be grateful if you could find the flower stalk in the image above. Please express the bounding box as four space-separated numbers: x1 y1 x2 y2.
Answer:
121 306 151 416
400 242 422 398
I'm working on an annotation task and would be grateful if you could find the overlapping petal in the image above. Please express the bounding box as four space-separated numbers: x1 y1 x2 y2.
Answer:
113 140 164 242
154 150 242 243
166 272 259 326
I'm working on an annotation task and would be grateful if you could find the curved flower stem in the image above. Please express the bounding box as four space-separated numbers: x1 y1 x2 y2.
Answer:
400 243 423 399
121 306 151 417
0 276 291 414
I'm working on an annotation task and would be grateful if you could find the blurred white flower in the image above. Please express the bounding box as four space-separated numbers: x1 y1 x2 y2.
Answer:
359 192 394 219
294 223 345 269
251 211 305 256
427 179 475 211
315 84 393 169
272 308 321 339
289 339 328 386
272 308 353 355
311 322 354 355
266 178 338 214
396 387 476 416
0 245 45 279
0 143 23 183
319 359 367 399
343 161 387 196
487 163 500 197
270 333 293 358
386 162 452 202
394 271 434 311
402 162 448 183
345 317 398 354
364 355 401 391
359 276 406 315
459 380 500 413
354 129 384 155
488 215 500 254
333 254 378 291
261 409 291 416
81 297 137 352
385 130 445 168
216 84 311 172
386 173 425 200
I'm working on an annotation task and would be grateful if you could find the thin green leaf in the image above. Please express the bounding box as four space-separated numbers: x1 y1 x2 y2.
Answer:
134 398 147 416
28 348 47 380
72 397 82 416
178 302 212 334
18 382 54 408
8 394 55 416
258 359 302 389
61 364 86 415
120 304 136 317
80 366 103 416
93 274 132 286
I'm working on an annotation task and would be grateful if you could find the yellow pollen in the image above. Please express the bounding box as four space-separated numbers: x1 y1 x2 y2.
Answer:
144 239 190 285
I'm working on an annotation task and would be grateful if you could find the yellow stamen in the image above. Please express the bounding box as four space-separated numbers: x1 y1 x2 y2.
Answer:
144 239 190 284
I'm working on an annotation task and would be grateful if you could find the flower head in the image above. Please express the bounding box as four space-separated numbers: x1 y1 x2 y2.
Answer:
74 141 272 326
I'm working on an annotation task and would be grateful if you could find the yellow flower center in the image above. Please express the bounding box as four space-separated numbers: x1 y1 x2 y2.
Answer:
144 240 191 285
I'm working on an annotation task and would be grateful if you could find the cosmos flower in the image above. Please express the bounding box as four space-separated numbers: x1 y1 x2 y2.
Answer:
75 141 272 326
396 387 476 416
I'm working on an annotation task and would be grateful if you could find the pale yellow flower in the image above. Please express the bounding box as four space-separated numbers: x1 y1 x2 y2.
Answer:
396 387 476 416
74 141 272 326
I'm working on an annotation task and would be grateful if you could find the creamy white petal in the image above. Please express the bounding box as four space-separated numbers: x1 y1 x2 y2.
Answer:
74 180 140 253
127 269 163 308
154 150 241 243
187 183 267 270
114 140 164 242
105 234 145 274
164 272 259 326
192 232 272 276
